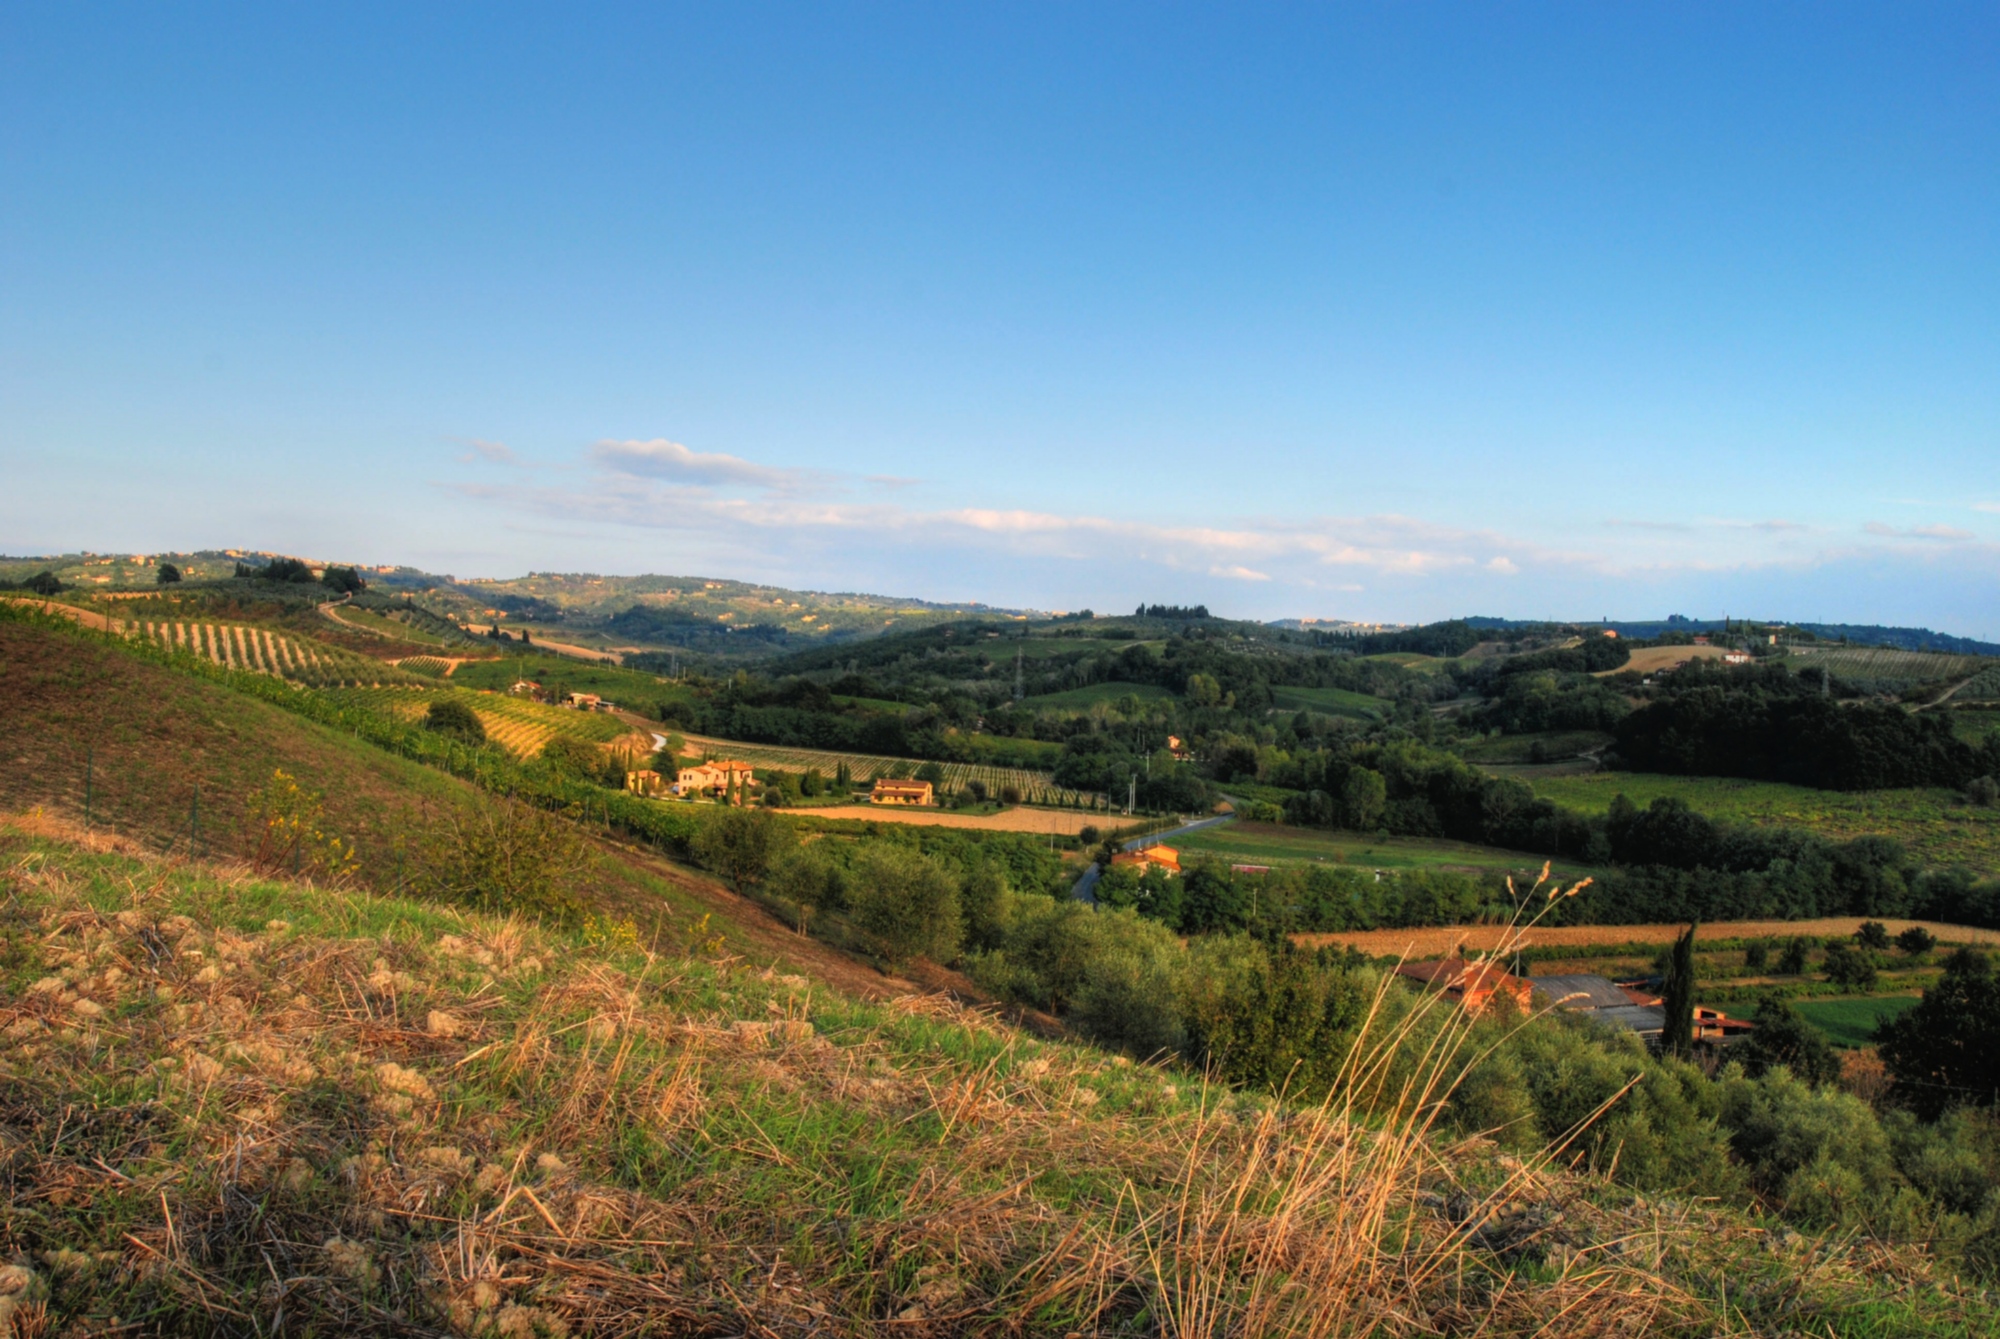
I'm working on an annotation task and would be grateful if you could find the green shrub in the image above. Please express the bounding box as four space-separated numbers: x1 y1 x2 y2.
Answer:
424 698 487 746
846 844 962 964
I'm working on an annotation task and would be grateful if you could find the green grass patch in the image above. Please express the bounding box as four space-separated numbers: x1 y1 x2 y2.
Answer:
1270 685 1394 720
1793 995 1921 1048
1176 821 1577 877
1019 680 1175 709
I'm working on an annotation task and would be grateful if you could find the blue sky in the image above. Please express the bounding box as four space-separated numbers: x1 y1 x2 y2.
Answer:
3 4 1996 634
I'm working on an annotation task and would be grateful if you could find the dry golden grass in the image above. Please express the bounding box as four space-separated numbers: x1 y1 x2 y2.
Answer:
0 829 1986 1337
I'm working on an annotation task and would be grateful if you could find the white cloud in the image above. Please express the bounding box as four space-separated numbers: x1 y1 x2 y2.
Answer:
1976 502 2000 514
590 438 802 490
1867 521 1974 542
439 436 2000 626
458 438 520 465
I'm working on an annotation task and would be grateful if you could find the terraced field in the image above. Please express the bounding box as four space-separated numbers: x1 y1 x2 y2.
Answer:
131 619 416 687
674 733 1083 802
327 687 643 758
1018 680 1173 710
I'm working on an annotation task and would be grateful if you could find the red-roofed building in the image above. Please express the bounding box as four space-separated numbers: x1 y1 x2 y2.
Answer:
1396 959 1534 1016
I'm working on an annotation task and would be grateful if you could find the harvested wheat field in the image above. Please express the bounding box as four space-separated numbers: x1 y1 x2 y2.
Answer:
1594 643 1729 676
799 803 1118 834
1296 916 2000 959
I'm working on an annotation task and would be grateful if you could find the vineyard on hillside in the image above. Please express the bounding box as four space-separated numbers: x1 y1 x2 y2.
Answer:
1786 644 1990 683
327 686 642 758
132 620 420 688
674 733 1099 805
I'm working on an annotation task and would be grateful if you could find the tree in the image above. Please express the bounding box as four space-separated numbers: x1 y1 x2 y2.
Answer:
1822 941 1878 992
321 565 366 593
541 735 601 776
155 562 182 584
1856 921 1891 952
1897 925 1937 958
1778 937 1812 975
1743 940 1769 972
766 845 840 933
424 698 487 746
1877 949 2000 1120
1660 923 1698 1060
1966 776 1999 808
259 556 316 583
915 760 947 787
690 806 793 893
24 571 61 596
1735 997 1841 1087
1339 767 1388 831
846 844 962 964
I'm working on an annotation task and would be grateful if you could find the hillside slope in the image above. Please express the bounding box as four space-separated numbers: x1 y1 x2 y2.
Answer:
0 617 944 1002
1 821 1992 1337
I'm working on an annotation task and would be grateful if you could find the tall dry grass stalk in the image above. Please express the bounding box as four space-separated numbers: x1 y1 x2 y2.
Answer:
1119 866 1687 1338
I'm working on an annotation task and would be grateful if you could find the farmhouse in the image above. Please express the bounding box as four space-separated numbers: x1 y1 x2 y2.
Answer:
623 769 665 796
1533 974 1753 1053
1111 843 1182 875
508 680 542 697
870 778 934 806
672 761 756 798
1395 959 1534 1016
564 692 603 711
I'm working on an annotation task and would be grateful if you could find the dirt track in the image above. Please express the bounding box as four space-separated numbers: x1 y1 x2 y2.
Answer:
797 804 1113 835
1294 917 2000 958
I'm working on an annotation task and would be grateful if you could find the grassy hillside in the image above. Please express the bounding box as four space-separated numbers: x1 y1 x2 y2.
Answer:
1520 770 2000 873
3 823 1990 1337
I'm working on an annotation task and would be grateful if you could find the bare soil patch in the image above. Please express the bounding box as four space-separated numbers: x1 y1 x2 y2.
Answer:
1295 916 2000 958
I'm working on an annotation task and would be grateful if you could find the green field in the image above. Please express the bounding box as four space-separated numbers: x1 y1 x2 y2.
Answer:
1793 995 1920 1048
1361 652 1453 672
1174 820 1580 878
1947 706 2000 743
1019 680 1175 709
448 650 685 704
1271 684 1394 720
1520 770 2000 873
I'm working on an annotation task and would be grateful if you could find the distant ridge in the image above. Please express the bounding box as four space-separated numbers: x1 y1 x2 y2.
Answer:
1461 615 2000 657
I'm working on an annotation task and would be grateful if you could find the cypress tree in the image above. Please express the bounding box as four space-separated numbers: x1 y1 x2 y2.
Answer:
1660 922 1698 1060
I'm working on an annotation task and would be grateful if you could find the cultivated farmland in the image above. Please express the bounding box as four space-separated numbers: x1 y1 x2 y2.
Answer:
328 686 643 758
1785 644 1990 682
131 619 418 687
673 732 1086 803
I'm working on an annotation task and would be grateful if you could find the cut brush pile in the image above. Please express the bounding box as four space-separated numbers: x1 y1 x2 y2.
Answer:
0 817 1990 1337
